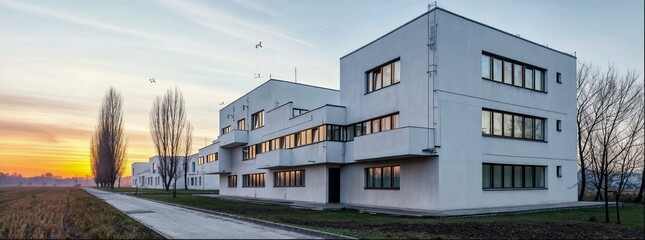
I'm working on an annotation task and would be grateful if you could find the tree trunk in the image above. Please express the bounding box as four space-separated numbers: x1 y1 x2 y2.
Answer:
604 177 610 223
578 168 586 201
635 172 645 203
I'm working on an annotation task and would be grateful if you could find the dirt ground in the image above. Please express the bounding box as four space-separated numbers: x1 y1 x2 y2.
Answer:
285 219 645 239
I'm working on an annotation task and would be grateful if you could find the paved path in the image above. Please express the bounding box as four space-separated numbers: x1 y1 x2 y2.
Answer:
85 188 316 239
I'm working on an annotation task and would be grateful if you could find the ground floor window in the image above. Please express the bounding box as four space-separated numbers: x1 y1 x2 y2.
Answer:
242 173 265 187
274 170 305 187
228 175 237 188
365 165 400 189
482 163 546 189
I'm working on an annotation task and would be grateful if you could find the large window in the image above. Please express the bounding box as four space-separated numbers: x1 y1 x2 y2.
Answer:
367 59 401 93
242 145 257 160
274 170 305 187
482 109 545 141
251 110 264 129
482 163 546 189
482 53 545 92
222 125 231 135
242 173 265 187
227 175 237 188
152 163 157 173
240 113 399 161
365 166 400 189
198 156 205 165
237 118 246 130
206 153 218 163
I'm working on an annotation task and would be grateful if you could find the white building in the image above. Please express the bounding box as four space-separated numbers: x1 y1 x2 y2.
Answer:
132 7 577 210
131 154 219 190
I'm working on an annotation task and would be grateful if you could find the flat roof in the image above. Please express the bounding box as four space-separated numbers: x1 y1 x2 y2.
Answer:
340 7 576 59
221 78 339 110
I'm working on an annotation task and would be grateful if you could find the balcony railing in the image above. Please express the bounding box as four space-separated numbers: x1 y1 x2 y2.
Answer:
256 141 344 169
218 130 248 148
350 126 437 161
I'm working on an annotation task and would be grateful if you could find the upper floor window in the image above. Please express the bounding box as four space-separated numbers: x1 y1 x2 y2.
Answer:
367 59 400 93
251 110 264 129
222 125 231 135
556 72 562 84
293 108 308 117
152 163 157 173
351 113 400 140
482 53 545 92
191 162 195 172
237 118 246 130
198 156 205 165
482 109 545 141
206 153 218 163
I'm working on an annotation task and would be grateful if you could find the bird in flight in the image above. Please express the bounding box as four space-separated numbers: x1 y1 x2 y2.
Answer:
255 41 262 48
149 78 156 83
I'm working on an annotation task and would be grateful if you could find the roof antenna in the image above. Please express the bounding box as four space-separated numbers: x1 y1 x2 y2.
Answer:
428 1 437 11
294 67 297 83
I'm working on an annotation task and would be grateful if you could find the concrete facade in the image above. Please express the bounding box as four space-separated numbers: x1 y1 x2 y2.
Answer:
131 7 577 210
131 154 219 190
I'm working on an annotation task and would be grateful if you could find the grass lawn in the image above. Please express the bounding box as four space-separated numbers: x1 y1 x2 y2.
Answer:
0 187 162 239
140 193 644 239
97 187 218 195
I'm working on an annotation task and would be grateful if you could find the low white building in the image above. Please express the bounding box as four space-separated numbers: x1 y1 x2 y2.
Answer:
131 154 219 190
132 7 577 210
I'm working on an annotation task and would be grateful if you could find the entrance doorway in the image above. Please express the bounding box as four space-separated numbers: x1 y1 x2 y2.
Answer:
328 168 341 203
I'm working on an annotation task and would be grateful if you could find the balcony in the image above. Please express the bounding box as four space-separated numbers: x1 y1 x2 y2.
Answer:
351 126 437 162
256 141 345 169
218 130 248 148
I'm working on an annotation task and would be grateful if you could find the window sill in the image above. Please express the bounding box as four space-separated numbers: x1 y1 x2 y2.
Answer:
241 186 265 188
482 134 547 143
365 82 400 95
483 188 548 191
273 186 306 188
482 77 547 94
364 187 400 190
251 126 264 131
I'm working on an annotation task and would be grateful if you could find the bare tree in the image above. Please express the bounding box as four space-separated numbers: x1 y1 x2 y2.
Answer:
90 87 128 188
583 66 643 223
576 62 604 200
182 122 193 190
150 87 187 197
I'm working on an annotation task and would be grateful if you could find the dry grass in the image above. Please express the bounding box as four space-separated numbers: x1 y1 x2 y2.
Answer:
0 187 162 239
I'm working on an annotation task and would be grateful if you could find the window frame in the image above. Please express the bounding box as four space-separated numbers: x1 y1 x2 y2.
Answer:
556 72 562 84
556 166 562 178
482 52 547 93
227 175 237 188
222 125 231 135
556 120 562 132
237 118 246 130
482 108 546 142
273 170 305 187
251 110 264 130
366 58 401 94
242 173 265 188
364 165 400 190
482 163 547 190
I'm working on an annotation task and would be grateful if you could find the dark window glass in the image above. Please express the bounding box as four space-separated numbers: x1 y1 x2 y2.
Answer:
482 164 491 188
513 63 523 87
493 112 503 136
366 166 400 189
483 164 546 189
513 115 523 138
503 61 513 84
482 55 491 79
524 118 534 139
493 165 503 188
503 113 513 137
482 110 491 135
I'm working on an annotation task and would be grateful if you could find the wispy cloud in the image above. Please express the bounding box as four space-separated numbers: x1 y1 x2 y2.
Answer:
0 0 166 41
157 0 315 47
233 0 282 18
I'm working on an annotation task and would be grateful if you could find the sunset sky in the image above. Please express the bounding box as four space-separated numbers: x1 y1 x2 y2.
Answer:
0 0 643 178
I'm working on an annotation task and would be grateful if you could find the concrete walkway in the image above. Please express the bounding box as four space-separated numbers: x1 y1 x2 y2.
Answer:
85 188 317 239
196 194 606 218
